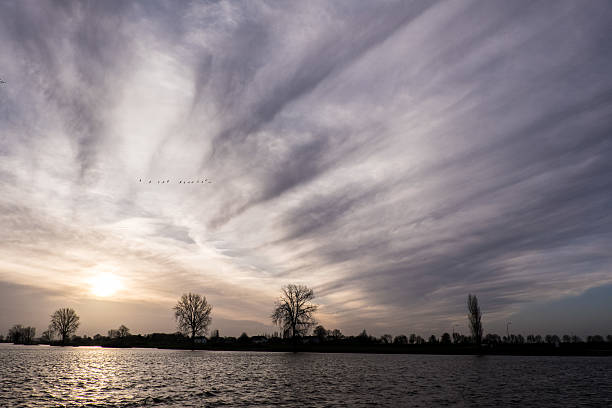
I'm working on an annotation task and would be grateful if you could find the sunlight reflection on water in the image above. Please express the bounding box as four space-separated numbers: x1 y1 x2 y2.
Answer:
1 344 611 407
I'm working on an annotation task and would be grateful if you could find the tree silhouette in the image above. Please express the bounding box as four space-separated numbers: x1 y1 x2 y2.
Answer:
50 308 80 345
109 325 131 339
41 328 54 343
357 329 372 343
328 328 343 340
117 325 130 338
173 293 212 344
380 334 393 344
8 325 23 343
484 333 501 345
314 325 328 341
587 335 604 343
467 294 482 347
393 335 408 345
271 284 318 343
7 325 34 344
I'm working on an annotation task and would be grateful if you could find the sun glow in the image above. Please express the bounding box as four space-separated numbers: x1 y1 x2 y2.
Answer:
90 273 123 297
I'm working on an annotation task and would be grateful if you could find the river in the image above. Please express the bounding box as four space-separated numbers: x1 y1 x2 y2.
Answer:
1 344 611 407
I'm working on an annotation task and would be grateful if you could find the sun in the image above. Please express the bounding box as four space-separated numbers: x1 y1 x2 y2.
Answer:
90 273 123 297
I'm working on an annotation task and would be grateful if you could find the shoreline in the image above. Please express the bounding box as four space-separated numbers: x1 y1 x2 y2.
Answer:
4 342 611 357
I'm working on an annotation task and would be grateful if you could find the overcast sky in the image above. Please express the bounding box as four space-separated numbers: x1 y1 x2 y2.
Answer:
1 1 611 338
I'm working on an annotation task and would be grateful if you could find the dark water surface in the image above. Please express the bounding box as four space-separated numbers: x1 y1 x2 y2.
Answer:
1 344 611 407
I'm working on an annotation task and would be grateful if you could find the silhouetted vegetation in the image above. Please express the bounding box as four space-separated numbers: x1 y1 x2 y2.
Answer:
1 291 611 356
3 326 612 356
467 294 482 347
108 325 130 339
7 325 36 344
50 308 80 345
271 284 318 343
173 293 212 346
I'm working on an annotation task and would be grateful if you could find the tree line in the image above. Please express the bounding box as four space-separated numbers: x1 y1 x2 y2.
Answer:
2 286 611 354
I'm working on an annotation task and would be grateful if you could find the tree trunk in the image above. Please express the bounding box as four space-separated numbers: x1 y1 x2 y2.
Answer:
291 324 298 352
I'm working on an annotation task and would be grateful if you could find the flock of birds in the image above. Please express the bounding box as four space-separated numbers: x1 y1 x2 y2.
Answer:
138 178 212 184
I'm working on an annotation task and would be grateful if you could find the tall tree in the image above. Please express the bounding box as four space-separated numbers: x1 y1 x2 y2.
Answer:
173 293 213 343
467 294 483 347
22 326 36 344
50 308 80 345
271 284 318 342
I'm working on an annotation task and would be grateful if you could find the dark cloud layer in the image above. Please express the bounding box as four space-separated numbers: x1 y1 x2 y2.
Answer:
1 1 612 336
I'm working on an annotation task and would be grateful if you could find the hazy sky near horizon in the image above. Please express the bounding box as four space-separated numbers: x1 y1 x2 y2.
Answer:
1 1 611 338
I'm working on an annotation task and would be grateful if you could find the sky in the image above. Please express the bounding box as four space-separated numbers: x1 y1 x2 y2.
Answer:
1 0 611 338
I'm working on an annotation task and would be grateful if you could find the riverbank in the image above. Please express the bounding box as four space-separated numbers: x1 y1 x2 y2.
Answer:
5 341 611 356
147 343 612 356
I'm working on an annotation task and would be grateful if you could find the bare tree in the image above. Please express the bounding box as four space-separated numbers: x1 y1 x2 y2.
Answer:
328 329 343 340
271 284 318 342
393 335 408 345
467 294 483 347
50 308 80 345
23 327 36 344
117 325 130 338
380 334 393 344
8 324 23 344
173 293 212 343
109 325 130 340
41 328 54 343
7 325 34 344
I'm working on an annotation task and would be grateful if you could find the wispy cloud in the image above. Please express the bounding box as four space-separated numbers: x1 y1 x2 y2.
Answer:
1 0 611 336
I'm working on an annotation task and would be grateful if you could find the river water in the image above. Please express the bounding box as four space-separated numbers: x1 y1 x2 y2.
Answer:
1 344 611 407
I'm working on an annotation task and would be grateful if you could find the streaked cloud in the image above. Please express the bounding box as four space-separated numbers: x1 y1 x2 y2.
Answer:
1 0 611 336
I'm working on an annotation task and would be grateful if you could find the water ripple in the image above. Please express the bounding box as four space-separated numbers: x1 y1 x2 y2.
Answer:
0 344 611 407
